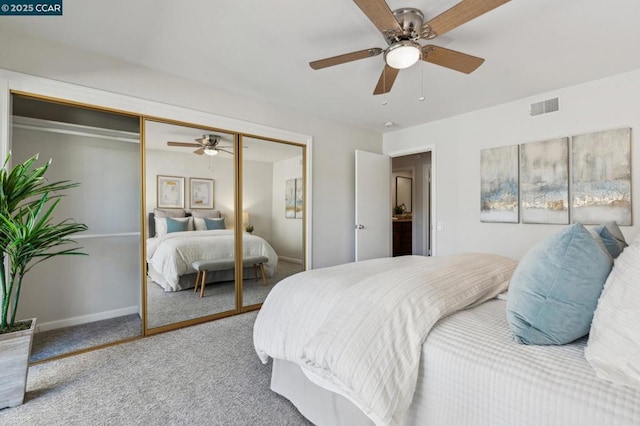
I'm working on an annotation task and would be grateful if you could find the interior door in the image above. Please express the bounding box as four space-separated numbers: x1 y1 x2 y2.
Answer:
355 150 391 261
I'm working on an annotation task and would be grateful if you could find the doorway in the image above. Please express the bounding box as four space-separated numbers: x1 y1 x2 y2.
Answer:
391 152 432 256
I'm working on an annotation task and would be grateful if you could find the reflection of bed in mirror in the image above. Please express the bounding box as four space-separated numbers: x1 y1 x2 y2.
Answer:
146 210 278 292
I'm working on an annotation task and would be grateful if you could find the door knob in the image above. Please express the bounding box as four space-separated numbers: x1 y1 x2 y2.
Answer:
356 224 365 229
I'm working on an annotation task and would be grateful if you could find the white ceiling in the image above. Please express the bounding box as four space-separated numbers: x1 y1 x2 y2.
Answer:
3 0 640 133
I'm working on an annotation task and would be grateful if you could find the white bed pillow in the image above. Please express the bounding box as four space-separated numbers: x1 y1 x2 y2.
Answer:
585 233 640 388
155 217 192 236
191 209 221 219
153 208 186 218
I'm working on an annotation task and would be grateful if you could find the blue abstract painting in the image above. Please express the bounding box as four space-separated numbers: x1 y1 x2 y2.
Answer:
480 145 519 223
571 128 631 225
520 138 569 224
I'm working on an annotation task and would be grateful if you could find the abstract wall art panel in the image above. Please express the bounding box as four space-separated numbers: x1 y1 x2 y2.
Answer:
285 178 296 218
480 145 519 223
571 128 632 225
520 138 569 224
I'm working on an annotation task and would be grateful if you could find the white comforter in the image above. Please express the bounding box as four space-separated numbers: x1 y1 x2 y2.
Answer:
253 253 516 426
147 230 278 291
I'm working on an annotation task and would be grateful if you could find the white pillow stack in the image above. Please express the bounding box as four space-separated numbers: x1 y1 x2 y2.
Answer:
586 233 640 388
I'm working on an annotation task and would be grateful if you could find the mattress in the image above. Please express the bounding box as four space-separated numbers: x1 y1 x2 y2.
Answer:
272 299 640 426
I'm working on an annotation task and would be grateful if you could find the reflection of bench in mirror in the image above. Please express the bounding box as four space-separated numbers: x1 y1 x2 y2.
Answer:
192 256 269 298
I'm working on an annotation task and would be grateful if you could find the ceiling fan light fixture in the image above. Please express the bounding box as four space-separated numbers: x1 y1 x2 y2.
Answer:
204 146 219 156
385 40 421 70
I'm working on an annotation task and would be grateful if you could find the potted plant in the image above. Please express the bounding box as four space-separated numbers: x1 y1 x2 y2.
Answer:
393 204 406 216
245 224 254 234
0 153 87 409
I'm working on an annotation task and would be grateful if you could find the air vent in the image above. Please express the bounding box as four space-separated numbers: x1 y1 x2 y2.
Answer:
530 97 559 116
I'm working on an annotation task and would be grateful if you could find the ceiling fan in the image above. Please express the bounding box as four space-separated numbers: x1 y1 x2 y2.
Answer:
309 0 510 95
167 134 233 156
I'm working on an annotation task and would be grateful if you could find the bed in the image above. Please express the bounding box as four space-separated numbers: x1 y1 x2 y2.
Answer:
253 251 640 426
146 212 278 292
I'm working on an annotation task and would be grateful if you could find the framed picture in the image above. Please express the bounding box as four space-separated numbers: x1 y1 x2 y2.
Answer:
285 178 296 218
520 137 569 224
295 177 304 219
571 128 632 225
480 145 519 223
189 178 214 209
157 175 184 209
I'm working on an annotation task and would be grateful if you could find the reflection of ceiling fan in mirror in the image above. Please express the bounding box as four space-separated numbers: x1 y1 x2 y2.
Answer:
167 134 233 156
309 0 509 95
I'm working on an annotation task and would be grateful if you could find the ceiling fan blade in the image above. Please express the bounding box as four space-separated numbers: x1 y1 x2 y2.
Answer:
422 45 484 74
167 142 201 148
353 0 403 37
373 65 400 95
193 147 205 155
423 0 509 38
217 148 234 155
310 48 383 70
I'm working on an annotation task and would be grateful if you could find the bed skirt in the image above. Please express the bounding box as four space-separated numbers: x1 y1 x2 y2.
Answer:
271 358 374 426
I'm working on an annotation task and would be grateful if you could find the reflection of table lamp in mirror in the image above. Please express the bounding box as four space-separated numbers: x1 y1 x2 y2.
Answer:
243 212 253 233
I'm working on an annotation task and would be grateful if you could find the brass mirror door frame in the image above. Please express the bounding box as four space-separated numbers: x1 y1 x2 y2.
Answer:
9 91 144 363
238 134 307 313
1 72 311 360
142 118 308 334
142 117 239 336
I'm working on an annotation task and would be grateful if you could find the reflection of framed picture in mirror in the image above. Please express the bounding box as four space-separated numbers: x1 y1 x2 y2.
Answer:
189 177 214 209
396 176 412 213
157 175 185 209
285 178 296 218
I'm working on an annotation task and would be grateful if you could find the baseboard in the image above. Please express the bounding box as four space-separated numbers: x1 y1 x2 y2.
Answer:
35 306 140 333
279 256 303 265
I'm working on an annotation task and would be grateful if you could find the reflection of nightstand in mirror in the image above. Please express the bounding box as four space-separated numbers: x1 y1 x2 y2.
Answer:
393 220 412 256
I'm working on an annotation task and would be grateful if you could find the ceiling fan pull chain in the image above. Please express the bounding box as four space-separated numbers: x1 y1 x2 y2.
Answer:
419 50 425 102
382 66 389 106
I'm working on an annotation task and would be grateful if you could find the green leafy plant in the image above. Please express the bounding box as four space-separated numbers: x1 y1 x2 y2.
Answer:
393 204 406 215
0 153 88 333
245 224 254 233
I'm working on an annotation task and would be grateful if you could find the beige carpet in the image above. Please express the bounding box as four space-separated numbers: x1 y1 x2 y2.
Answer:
0 311 312 425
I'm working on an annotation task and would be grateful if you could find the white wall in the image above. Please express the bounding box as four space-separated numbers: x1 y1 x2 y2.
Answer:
0 33 383 268
146 150 275 239
384 69 640 259
271 156 304 262
12 128 140 327
146 150 234 226
243 160 275 243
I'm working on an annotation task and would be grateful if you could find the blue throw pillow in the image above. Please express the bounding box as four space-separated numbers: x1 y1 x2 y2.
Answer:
506 223 613 345
593 222 628 258
166 217 190 233
204 217 225 230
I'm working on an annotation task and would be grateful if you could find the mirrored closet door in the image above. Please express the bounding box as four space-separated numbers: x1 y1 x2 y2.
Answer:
143 119 237 331
10 94 143 362
240 136 305 309
143 119 309 328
